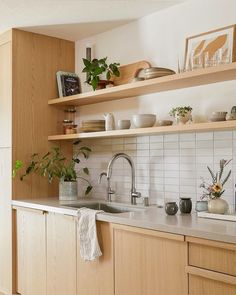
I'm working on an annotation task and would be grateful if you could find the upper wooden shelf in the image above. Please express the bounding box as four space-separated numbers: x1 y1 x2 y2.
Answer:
48 63 236 107
48 120 236 141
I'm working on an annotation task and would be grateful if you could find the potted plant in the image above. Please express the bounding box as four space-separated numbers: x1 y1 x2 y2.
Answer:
169 106 193 124
13 140 92 200
82 57 120 91
199 159 231 214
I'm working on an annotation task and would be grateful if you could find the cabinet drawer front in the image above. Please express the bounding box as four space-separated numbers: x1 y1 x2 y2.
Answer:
188 237 236 276
189 275 236 295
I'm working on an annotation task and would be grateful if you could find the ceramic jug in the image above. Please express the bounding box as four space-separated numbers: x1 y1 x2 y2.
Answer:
104 113 115 131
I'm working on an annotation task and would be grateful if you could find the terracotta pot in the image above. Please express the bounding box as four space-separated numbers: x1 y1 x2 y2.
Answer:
208 198 228 214
96 80 113 90
59 180 78 201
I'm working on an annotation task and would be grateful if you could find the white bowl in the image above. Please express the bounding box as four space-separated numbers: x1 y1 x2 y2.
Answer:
132 114 156 128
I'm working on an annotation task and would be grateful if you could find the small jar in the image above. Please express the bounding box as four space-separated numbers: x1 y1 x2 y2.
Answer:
63 120 77 134
64 107 76 122
195 200 208 212
165 202 178 215
179 197 192 214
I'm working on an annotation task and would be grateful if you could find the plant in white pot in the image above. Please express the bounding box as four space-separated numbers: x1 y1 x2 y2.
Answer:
169 106 193 124
199 159 232 214
13 140 92 200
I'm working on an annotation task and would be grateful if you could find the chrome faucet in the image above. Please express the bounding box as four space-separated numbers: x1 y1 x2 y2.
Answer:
99 153 141 205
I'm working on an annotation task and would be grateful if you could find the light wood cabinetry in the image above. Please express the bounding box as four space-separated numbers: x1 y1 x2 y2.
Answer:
16 208 46 295
47 212 77 295
114 224 188 295
77 221 114 295
187 236 236 295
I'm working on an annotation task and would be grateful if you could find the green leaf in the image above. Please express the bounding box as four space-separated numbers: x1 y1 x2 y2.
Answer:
106 71 111 81
207 166 215 181
222 170 231 186
91 77 98 91
83 167 89 175
80 146 91 152
85 185 93 195
82 58 91 67
73 140 82 145
73 158 80 164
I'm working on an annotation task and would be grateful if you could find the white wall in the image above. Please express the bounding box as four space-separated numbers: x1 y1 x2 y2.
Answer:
75 0 236 207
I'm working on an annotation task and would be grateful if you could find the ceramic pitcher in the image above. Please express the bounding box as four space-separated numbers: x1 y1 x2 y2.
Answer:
104 113 115 131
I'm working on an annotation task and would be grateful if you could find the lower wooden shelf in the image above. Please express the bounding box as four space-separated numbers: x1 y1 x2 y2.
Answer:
48 120 236 141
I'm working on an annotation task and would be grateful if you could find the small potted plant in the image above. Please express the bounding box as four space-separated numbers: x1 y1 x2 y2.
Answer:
13 140 92 200
199 159 231 214
82 57 120 91
169 106 193 124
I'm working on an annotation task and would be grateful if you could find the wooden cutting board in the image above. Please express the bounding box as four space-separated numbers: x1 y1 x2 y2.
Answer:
111 60 151 86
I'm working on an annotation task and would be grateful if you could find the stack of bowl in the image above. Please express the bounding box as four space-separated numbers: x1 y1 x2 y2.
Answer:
81 120 105 132
209 112 227 122
144 67 175 80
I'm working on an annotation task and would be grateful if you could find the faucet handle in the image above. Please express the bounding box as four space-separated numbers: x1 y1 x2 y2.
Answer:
131 191 142 205
98 172 107 184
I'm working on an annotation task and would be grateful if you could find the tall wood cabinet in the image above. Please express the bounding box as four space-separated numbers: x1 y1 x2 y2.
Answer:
0 29 75 295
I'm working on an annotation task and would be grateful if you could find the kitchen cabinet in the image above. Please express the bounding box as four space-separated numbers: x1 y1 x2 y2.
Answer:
77 221 114 295
16 208 46 295
114 224 188 295
186 236 236 295
47 212 77 295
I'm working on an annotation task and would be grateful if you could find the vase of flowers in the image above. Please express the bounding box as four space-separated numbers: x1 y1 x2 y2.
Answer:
169 106 193 125
200 159 231 214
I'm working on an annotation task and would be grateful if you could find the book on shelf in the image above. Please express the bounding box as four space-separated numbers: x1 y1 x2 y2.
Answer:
56 71 81 97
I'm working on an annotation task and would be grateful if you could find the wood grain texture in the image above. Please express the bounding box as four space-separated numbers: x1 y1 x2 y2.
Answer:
16 209 46 295
77 222 114 295
48 120 236 141
12 29 75 200
189 274 236 295
47 213 76 295
114 225 188 295
48 62 236 106
188 237 236 276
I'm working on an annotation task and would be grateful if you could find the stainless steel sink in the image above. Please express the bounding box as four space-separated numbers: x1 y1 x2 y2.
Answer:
63 202 145 214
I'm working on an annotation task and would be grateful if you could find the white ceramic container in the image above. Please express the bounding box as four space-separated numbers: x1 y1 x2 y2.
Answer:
132 114 156 128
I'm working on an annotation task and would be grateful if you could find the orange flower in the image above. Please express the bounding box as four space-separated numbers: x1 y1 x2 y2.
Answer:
212 183 222 193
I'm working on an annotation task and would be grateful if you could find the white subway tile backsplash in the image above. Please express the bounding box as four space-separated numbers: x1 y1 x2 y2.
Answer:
179 133 195 141
137 136 149 143
164 134 179 142
150 142 163 150
150 135 163 143
196 132 213 140
180 141 195 149
214 131 233 140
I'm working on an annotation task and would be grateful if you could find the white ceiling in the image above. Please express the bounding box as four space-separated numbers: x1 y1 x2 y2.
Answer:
0 0 188 41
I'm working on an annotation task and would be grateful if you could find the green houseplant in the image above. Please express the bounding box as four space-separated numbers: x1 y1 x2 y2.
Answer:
169 106 193 124
13 140 92 200
82 57 120 91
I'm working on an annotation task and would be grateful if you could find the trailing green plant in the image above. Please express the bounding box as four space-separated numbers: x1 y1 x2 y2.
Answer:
12 140 93 195
169 106 193 117
82 57 120 90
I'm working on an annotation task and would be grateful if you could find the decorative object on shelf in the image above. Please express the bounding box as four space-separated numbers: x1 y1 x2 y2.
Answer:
12 141 92 200
82 57 120 91
63 107 77 134
117 119 131 130
165 202 178 215
200 159 232 214
56 71 81 97
195 200 208 212
157 120 173 126
209 111 227 122
185 25 236 71
226 106 236 120
81 120 105 132
169 106 193 125
104 113 115 131
179 197 192 214
143 67 175 79
132 114 156 128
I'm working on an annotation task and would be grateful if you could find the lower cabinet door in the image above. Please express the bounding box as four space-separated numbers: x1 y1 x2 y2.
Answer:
114 225 188 295
77 221 114 295
17 208 46 295
189 275 236 295
47 212 77 295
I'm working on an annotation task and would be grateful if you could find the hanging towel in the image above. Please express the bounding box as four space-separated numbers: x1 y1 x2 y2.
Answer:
77 207 103 261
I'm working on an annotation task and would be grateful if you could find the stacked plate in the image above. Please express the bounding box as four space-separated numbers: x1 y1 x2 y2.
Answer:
144 67 175 80
81 120 105 132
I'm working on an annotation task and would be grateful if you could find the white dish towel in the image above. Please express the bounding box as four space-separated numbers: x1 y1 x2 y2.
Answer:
77 207 103 261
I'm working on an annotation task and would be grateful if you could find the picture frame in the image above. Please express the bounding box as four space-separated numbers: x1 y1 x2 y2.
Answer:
56 71 81 98
184 25 236 70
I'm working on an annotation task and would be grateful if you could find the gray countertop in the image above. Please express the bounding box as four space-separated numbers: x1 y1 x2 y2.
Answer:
12 198 236 244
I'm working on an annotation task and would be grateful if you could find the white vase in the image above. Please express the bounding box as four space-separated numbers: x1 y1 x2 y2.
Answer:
59 180 78 201
208 198 229 214
176 111 192 125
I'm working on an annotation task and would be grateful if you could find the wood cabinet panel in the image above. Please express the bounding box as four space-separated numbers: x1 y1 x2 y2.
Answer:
77 221 114 295
47 213 76 295
16 209 46 295
188 237 236 276
189 275 236 295
114 225 187 295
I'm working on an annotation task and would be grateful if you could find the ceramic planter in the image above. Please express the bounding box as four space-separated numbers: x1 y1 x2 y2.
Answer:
179 197 192 214
195 201 208 212
165 202 178 215
208 198 229 214
176 111 192 125
59 180 78 201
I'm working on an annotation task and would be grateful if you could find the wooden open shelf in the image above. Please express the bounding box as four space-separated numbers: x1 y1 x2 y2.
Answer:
48 63 236 107
48 120 236 141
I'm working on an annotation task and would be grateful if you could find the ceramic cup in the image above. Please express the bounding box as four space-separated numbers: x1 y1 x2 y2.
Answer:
117 120 131 130
179 197 192 214
165 202 178 215
195 200 208 212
